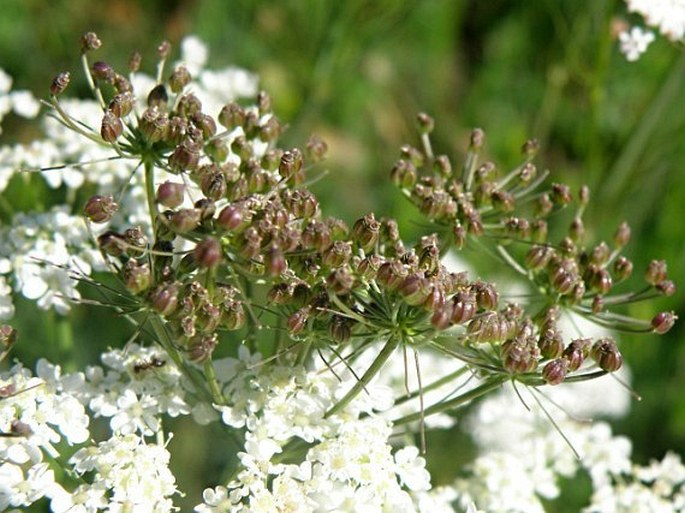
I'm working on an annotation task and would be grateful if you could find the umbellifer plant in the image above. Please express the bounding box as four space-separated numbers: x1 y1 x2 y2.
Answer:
0 32 679 513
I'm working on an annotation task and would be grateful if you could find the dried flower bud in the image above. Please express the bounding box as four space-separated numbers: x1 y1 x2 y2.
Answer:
194 198 216 220
113 73 132 94
305 135 328 162
470 128 485 150
327 267 355 295
589 267 613 295
563 338 591 372
390 159 417 188
221 300 245 330
569 218 584 243
451 291 477 324
646 260 668 285
156 181 185 209
538 328 563 359
157 40 172 59
108 92 133 118
614 221 631 248
100 110 123 143
200 169 227 200
194 238 222 268
551 183 572 207
525 245 554 271
91 61 114 82
122 260 151 294
542 358 568 385
169 208 201 233
578 185 590 206
613 256 633 282
474 281 499 311
591 338 623 372
288 306 311 334
352 213 381 252
656 280 676 297
98 231 127 256
323 241 352 268
397 274 431 306
522 138 539 157
187 334 217 363
80 32 102 53
279 149 304 181
169 139 201 172
148 282 180 317
84 195 119 223
265 245 287 276
536 193 553 217
431 303 453 330
147 84 169 109
217 203 250 232
128 51 142 72
501 337 540 373
169 65 192 93
50 72 71 96
376 261 409 291
652 311 677 334
123 227 147 255
0 324 17 349
416 112 435 134
177 93 202 118
218 102 245 129
329 315 352 343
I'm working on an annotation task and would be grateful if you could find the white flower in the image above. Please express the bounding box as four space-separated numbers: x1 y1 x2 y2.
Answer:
181 35 209 75
0 275 14 320
0 68 40 134
619 26 656 61
394 446 431 491
626 0 685 40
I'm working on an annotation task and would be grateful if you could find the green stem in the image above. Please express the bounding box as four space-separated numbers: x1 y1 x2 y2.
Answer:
392 376 506 426
55 313 75 371
203 359 226 405
324 335 400 418
144 159 158 236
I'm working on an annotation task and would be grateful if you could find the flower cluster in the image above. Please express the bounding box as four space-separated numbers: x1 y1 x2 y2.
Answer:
618 0 685 60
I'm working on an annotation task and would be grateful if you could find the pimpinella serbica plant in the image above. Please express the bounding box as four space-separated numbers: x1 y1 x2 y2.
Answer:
45 31 676 424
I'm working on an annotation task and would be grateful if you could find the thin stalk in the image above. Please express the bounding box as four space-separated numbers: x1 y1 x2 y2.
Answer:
324 335 400 418
392 376 506 426
203 359 226 405
393 366 470 406
143 159 158 237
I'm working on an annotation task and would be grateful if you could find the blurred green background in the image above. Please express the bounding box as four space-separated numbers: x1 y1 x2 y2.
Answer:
1 0 684 510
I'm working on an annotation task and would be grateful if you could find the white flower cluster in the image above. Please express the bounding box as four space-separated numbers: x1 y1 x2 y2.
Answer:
0 207 102 316
195 347 452 513
1 360 89 510
1 344 188 512
619 0 685 60
0 68 40 135
454 376 685 512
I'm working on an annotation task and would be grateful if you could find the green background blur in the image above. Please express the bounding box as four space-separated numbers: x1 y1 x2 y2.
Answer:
1 0 684 511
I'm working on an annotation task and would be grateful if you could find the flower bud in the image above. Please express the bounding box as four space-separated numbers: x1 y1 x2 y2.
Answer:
194 198 216 220
652 311 677 334
589 267 613 295
525 245 554 271
591 338 623 372
352 213 381 253
542 358 568 385
470 128 485 150
646 260 668 285
147 84 169 109
122 260 151 294
569 218 584 243
217 203 250 232
123 227 147 256
390 159 417 188
221 300 245 330
279 149 304 181
177 93 202 118
169 65 192 93
50 72 71 96
563 338 591 372
169 139 201 172
148 282 179 316
302 221 332 252
398 274 431 306
218 102 245 129
200 170 227 201
98 231 127 256
169 208 201 233
501 337 540 373
431 302 454 330
113 73 133 94
80 32 102 53
91 61 114 82
187 334 217 363
327 267 355 295
108 92 133 118
538 328 563 359
0 324 17 349
322 241 352 268
613 256 633 282
194 238 222 269
99 109 123 143
614 221 631 248
467 311 505 343
288 306 311 334
128 51 142 72
416 112 435 134
656 280 676 297
265 245 287 276
157 40 172 59
156 181 185 209
474 281 499 311
84 195 118 223
451 291 477 324
305 135 328 162
522 138 539 157
551 183 572 207
329 315 352 343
